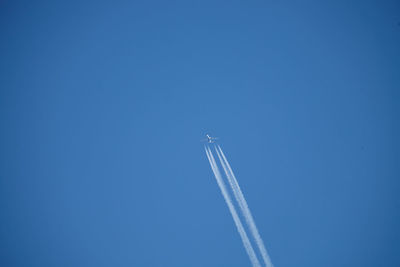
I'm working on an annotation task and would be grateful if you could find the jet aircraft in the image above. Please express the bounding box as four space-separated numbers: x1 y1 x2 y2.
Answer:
201 134 219 143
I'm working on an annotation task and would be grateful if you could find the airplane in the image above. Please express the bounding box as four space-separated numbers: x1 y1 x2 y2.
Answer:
201 134 219 143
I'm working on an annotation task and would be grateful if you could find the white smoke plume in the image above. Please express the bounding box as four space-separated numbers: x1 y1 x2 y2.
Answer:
215 145 273 267
204 146 261 267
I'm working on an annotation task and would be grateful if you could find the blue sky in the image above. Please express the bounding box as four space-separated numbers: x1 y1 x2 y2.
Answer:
0 1 399 266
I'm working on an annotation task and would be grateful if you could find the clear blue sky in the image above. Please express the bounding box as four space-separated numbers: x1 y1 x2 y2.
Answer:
1 1 399 266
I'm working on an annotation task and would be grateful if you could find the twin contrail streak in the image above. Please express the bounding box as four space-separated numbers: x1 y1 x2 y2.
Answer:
204 146 261 267
215 145 274 267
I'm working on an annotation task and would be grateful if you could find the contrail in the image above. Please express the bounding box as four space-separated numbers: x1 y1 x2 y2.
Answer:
205 146 261 267
215 145 273 267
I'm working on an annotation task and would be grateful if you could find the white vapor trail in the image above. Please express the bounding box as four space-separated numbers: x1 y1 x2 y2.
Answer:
215 145 274 267
204 146 261 267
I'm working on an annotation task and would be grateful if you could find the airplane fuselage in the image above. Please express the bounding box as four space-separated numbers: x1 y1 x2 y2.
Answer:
206 134 215 143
